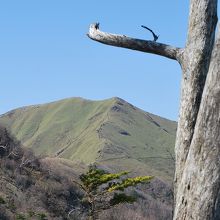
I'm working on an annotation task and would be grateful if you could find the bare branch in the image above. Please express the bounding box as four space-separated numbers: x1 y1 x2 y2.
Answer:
87 23 183 62
0 145 6 149
7 151 19 158
68 207 82 218
72 179 88 194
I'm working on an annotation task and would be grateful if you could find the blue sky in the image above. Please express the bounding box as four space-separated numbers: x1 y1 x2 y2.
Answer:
0 1 194 120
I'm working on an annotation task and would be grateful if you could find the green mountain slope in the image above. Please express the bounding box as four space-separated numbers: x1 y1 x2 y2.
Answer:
0 97 176 182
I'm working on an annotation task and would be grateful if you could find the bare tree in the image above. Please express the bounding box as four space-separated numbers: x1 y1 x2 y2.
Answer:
87 1 219 219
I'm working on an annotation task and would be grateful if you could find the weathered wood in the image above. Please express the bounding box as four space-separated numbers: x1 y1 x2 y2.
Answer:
174 24 220 219
174 0 218 217
175 0 218 182
88 23 183 61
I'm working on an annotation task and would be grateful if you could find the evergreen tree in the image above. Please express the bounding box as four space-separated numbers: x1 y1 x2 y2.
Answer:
71 165 153 220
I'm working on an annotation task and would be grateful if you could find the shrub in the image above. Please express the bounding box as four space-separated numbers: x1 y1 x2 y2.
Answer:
36 212 47 220
16 213 26 220
15 174 33 189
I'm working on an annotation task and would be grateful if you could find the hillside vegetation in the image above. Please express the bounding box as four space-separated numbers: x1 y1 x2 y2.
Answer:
0 97 176 182
0 126 173 220
0 97 176 219
0 126 84 219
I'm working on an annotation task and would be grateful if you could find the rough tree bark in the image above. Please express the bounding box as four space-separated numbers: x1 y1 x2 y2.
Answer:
174 24 220 219
87 0 219 219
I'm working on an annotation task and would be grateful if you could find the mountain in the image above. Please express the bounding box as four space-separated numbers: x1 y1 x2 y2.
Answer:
0 97 176 182
0 97 177 219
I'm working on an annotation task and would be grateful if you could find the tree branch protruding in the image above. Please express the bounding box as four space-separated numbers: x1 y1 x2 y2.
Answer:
87 23 183 62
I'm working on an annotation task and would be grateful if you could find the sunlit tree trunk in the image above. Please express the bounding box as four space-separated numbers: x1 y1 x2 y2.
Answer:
87 0 219 219
174 22 220 220
174 0 218 219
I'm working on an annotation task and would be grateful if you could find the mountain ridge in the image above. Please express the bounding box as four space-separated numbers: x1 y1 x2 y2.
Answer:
0 97 176 219
0 97 176 182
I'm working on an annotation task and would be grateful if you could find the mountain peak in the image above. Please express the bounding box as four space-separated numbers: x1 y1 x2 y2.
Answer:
0 97 176 182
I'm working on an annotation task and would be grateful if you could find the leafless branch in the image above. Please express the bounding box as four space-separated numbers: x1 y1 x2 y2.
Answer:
72 179 88 195
0 145 7 149
7 151 19 158
87 23 183 62
67 207 83 218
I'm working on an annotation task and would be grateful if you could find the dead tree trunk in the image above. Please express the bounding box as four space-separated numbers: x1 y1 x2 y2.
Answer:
87 0 219 219
174 22 220 220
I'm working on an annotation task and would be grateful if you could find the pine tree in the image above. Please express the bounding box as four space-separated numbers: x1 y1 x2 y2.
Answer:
71 165 153 220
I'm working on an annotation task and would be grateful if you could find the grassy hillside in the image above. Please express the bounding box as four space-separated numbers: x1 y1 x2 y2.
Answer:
0 126 172 220
0 97 176 219
0 97 176 182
